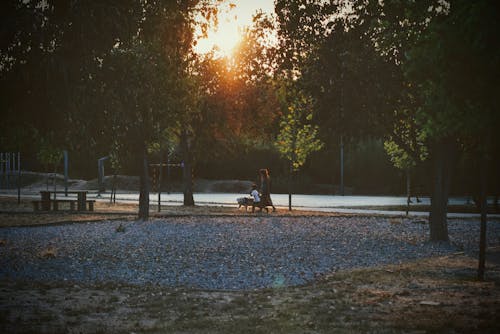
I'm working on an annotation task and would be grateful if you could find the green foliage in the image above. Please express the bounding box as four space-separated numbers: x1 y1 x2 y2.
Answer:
36 136 63 172
109 140 122 174
383 141 415 171
275 88 323 171
384 112 428 171
402 0 499 143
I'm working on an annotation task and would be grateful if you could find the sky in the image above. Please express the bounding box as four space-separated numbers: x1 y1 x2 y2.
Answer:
194 0 275 57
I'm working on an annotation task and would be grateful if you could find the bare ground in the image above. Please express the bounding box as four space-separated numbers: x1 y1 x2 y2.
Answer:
1 197 499 333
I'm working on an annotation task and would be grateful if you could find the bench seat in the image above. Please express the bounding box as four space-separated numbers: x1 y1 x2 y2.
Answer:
32 199 96 211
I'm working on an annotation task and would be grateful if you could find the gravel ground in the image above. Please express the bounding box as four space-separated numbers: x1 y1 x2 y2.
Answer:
1 216 499 290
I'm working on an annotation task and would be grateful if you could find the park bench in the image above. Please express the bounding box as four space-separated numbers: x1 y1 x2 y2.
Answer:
32 199 96 211
33 190 95 212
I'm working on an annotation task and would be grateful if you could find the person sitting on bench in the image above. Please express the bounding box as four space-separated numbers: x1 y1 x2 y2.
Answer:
251 184 268 213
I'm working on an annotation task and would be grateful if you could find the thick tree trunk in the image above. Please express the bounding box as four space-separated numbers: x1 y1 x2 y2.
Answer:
138 148 150 220
181 129 194 206
429 139 455 241
478 149 488 280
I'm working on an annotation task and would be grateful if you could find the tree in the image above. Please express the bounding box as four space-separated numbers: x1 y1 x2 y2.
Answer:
36 135 63 191
99 42 170 219
384 135 427 214
187 12 281 183
399 0 499 240
276 0 499 241
275 87 323 210
275 1 404 196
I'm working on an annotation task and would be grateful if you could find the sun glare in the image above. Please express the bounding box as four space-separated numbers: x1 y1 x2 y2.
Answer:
194 0 274 58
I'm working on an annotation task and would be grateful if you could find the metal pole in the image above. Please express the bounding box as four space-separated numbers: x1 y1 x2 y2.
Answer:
158 152 164 212
97 156 108 196
167 154 171 195
17 152 21 204
406 168 411 216
64 150 68 196
288 162 292 211
98 159 102 195
340 51 344 197
0 152 3 189
478 150 488 280
340 136 344 196
6 153 10 188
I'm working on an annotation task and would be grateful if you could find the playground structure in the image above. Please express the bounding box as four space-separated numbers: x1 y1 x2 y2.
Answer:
150 162 183 193
150 161 183 212
97 152 183 209
97 156 109 196
0 152 21 189
0 152 21 203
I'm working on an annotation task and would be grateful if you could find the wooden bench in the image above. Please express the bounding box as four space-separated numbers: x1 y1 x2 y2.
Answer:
37 190 95 211
32 199 96 211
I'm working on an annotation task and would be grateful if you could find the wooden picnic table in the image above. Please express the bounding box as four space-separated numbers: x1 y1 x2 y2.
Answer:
36 190 94 211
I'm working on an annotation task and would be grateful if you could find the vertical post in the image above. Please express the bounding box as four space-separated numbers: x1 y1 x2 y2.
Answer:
288 162 292 211
339 51 345 197
6 153 10 188
167 153 171 194
17 152 21 205
97 156 108 196
158 152 164 212
406 168 411 216
478 150 488 280
64 150 68 196
340 135 344 196
0 152 3 189
97 159 103 195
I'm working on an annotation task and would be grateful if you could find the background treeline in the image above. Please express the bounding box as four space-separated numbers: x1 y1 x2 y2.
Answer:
1 1 499 234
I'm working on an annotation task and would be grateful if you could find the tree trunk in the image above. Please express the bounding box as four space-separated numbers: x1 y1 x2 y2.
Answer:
429 139 455 241
138 148 150 220
110 174 116 204
288 162 292 211
181 129 194 206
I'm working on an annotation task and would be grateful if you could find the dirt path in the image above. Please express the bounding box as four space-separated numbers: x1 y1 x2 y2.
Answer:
0 196 349 228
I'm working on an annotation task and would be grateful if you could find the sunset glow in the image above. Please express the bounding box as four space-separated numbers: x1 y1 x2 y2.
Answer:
194 0 274 58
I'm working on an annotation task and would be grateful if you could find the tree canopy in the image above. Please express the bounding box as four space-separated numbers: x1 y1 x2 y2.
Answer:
1 0 498 228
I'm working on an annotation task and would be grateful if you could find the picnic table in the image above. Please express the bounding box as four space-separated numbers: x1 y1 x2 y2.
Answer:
33 190 95 211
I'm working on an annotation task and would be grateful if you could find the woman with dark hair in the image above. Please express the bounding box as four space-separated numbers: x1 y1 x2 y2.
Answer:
259 168 277 212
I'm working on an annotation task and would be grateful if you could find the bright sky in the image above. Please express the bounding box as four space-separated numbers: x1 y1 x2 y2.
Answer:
194 0 275 57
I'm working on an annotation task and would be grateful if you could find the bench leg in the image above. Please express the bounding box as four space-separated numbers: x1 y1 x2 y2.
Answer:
41 201 50 211
88 201 94 211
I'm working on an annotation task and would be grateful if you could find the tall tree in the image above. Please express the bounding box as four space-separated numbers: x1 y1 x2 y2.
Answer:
189 11 280 181
399 0 499 240
275 86 323 210
275 1 404 193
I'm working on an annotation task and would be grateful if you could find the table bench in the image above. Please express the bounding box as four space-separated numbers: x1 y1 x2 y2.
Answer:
32 199 96 211
34 190 95 211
